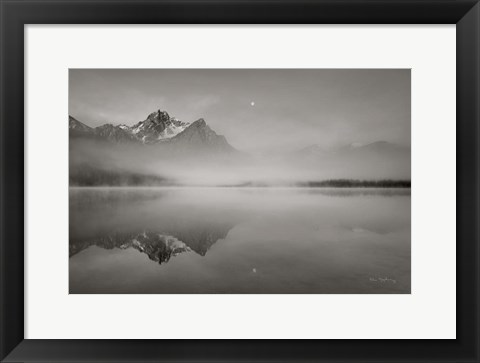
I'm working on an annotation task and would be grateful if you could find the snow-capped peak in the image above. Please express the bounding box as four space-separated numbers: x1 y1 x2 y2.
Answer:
130 109 190 144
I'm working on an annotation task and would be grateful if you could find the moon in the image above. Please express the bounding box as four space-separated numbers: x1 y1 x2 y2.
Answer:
250 101 255 106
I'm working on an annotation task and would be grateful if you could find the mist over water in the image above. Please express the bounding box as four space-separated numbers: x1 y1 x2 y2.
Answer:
69 138 411 186
69 188 411 294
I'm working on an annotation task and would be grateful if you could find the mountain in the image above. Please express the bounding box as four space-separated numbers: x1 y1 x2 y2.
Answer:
69 116 134 143
294 141 411 179
69 110 409 185
164 118 236 153
69 116 94 137
342 141 407 153
298 141 409 157
129 110 190 144
68 110 235 152
335 141 410 160
94 124 138 143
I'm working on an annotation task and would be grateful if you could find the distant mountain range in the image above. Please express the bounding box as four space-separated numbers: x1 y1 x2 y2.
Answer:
69 108 411 185
70 109 409 158
291 140 410 181
69 109 235 153
296 140 410 157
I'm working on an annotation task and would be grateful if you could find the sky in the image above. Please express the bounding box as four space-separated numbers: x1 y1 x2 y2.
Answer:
69 69 410 153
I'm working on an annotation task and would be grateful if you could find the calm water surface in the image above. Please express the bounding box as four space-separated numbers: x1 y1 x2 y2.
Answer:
69 188 410 294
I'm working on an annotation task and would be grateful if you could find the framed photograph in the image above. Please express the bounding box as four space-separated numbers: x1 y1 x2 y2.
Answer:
1 0 479 362
68 68 412 295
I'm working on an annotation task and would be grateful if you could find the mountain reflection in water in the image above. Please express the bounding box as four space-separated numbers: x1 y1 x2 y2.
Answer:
69 226 234 264
69 187 411 294
69 188 238 264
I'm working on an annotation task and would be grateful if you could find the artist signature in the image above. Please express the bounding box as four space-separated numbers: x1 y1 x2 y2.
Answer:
369 277 397 284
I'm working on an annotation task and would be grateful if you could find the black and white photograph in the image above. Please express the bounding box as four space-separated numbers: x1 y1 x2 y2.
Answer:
69 69 411 294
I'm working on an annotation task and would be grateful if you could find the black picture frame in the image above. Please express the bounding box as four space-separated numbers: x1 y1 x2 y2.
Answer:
1 0 479 362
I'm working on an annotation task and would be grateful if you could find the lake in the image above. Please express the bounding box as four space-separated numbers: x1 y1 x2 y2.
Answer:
69 187 411 294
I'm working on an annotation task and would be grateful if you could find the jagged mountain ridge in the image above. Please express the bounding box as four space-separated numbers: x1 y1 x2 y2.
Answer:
94 123 138 143
163 118 234 152
130 110 190 143
69 109 234 152
69 110 410 184
69 115 137 143
69 116 93 136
